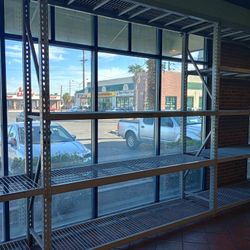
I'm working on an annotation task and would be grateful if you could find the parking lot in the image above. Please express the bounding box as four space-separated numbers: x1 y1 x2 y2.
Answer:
7 111 164 163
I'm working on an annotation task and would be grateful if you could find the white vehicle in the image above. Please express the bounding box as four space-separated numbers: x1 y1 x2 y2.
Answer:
118 117 201 149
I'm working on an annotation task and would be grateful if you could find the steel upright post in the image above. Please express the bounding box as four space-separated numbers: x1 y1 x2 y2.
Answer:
38 0 52 248
180 33 188 199
209 23 221 210
22 0 34 245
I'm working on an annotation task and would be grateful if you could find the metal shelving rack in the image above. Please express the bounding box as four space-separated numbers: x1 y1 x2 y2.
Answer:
1 0 250 249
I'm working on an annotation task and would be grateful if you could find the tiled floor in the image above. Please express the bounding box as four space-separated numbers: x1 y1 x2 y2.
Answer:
121 204 250 250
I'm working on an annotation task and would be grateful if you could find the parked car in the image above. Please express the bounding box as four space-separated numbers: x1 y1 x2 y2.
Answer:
16 111 39 122
117 117 201 149
68 106 82 112
110 107 127 112
8 122 91 173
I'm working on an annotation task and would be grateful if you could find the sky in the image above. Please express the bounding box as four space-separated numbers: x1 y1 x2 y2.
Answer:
5 40 186 96
5 40 148 95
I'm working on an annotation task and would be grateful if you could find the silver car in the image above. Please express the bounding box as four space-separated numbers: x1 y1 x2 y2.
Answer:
8 122 91 174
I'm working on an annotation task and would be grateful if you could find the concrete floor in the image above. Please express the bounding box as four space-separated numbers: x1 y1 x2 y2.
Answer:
122 204 250 250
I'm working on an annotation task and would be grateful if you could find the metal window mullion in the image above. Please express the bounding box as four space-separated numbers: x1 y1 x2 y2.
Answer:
0 0 10 242
154 29 162 203
128 23 132 52
91 15 98 219
50 5 55 42
180 33 188 199
38 0 51 249
22 0 34 246
209 23 220 211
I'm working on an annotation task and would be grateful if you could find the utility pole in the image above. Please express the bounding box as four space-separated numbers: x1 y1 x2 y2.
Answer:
69 80 71 96
81 50 88 90
60 85 62 111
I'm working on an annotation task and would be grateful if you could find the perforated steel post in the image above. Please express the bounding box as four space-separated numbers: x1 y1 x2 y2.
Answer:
180 33 188 199
209 23 220 210
154 29 162 202
22 0 34 245
38 0 51 248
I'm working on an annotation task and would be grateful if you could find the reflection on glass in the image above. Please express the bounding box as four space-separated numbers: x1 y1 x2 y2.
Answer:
99 178 155 216
98 53 156 112
55 7 93 45
10 199 26 238
160 168 203 200
162 30 182 58
98 16 128 50
189 35 205 61
5 0 50 37
52 190 92 228
132 24 157 54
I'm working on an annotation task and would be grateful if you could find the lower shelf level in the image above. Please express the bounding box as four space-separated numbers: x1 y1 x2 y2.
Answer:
0 239 30 250
2 180 250 250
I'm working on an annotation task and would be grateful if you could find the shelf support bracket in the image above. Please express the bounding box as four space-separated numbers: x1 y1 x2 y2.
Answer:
187 48 212 99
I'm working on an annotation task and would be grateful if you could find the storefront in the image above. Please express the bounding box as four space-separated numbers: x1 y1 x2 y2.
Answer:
7 87 62 111
116 90 134 110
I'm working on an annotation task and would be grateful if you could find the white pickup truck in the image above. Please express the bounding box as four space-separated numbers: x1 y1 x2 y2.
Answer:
118 117 201 149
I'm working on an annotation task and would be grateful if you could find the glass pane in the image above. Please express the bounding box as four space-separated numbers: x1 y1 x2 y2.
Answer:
189 34 205 61
98 53 156 111
49 47 92 112
10 199 26 238
98 178 155 216
51 121 91 169
132 24 157 54
5 0 50 38
161 60 182 111
160 168 203 200
162 30 182 58
98 16 128 50
55 7 93 45
6 40 25 175
160 117 181 155
4 0 22 35
52 189 92 229
98 118 155 163
186 116 203 153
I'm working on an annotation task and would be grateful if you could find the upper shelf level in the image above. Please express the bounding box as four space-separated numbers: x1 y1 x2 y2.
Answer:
188 66 250 80
1 145 250 202
49 0 250 47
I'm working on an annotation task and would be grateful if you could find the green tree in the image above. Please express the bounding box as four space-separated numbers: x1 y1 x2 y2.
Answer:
128 64 145 74
145 59 156 110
